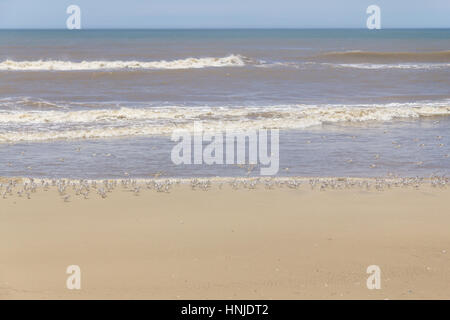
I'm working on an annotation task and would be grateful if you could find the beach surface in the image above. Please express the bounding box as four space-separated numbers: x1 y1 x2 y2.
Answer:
1 178 449 299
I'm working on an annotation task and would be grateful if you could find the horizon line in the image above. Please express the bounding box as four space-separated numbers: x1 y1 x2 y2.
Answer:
1 27 450 30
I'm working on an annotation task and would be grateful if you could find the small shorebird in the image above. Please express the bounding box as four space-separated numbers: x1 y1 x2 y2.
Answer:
97 188 107 199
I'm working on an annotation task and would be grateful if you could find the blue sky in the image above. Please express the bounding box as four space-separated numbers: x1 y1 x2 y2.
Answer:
0 0 449 28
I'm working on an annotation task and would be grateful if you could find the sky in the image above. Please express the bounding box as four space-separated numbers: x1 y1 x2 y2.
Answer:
0 0 449 29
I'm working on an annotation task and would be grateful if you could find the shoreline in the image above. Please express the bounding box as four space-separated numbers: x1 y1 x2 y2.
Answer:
2 174 448 184
1 174 448 201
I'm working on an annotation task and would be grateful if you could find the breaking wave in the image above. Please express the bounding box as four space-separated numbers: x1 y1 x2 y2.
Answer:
0 54 249 71
0 101 449 142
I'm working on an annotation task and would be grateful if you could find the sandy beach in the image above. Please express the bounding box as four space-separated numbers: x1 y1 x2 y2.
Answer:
1 177 449 299
1 5 449 305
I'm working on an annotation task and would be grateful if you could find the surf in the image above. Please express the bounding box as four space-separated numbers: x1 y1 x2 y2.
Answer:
317 50 450 63
0 54 248 71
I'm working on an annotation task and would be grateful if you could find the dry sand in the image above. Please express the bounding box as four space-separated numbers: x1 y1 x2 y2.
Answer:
0 179 449 299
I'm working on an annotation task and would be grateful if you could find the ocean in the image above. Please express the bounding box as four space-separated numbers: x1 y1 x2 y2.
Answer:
0 29 449 178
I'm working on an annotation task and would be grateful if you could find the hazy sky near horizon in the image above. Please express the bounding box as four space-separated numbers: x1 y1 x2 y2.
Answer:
0 0 449 29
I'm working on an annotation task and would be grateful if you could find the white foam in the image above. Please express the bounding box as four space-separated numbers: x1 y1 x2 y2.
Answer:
330 63 450 70
0 102 449 143
0 55 247 71
255 61 450 70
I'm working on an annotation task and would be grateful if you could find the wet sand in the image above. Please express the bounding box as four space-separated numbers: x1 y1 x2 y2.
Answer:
0 177 449 299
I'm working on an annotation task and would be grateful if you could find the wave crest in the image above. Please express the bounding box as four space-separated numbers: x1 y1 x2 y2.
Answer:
0 102 449 142
0 54 248 71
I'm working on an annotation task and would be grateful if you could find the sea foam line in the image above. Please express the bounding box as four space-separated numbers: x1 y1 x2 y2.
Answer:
0 103 449 142
0 54 248 71
0 103 449 124
329 63 450 70
318 50 450 63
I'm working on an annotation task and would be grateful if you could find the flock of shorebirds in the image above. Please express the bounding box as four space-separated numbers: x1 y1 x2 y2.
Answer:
0 175 448 202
